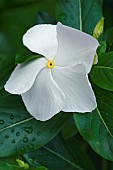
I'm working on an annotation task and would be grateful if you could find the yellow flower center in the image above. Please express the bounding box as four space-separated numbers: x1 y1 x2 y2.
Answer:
47 60 55 69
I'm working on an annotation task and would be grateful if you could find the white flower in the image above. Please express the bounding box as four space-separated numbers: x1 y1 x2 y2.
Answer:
4 23 99 121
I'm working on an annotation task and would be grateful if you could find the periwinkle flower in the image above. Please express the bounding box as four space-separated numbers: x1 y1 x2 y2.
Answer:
5 23 99 121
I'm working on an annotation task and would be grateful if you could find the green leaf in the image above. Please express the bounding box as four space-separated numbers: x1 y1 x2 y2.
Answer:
74 85 113 160
24 135 95 170
0 90 70 157
104 27 113 52
37 11 56 24
93 85 113 137
56 0 103 33
15 53 43 64
0 163 14 170
62 117 78 140
74 109 113 161
97 41 107 56
90 51 113 91
36 166 48 170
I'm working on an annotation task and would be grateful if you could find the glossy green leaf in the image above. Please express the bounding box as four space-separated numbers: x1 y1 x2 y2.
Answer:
97 41 107 55
93 85 113 137
74 109 113 161
15 53 43 64
104 27 113 51
24 135 95 170
56 0 103 33
90 52 113 91
74 84 113 160
0 91 70 157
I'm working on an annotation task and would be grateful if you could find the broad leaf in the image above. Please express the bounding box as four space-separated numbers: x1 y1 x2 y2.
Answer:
56 0 103 33
74 84 113 160
97 41 106 55
90 52 113 91
24 135 95 170
93 85 113 137
74 109 113 161
0 91 70 157
104 27 113 52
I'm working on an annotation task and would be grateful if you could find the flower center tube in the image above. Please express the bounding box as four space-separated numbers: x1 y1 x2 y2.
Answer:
47 60 55 69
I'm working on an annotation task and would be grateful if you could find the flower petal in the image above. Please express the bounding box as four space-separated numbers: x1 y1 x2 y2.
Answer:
52 64 97 112
54 23 99 73
23 25 58 60
5 58 46 94
21 68 65 121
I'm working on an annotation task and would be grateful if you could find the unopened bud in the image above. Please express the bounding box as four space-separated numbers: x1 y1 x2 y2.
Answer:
16 159 24 167
93 53 98 65
16 159 29 169
24 163 29 169
93 17 104 39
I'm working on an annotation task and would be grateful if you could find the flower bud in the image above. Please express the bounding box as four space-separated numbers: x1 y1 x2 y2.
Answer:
24 163 29 169
16 159 29 169
16 159 24 167
93 53 98 65
93 17 104 39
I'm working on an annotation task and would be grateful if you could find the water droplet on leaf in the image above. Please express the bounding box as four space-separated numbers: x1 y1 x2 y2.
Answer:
27 143 34 150
0 120 4 125
16 132 20 136
21 147 25 152
23 137 28 143
32 137 36 142
23 127 33 134
10 115 14 120
11 140 15 143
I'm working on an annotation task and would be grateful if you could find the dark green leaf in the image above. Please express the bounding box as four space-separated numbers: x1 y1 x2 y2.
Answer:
90 51 113 91
0 163 14 170
97 41 107 55
104 27 113 51
24 135 95 170
74 109 113 161
0 91 70 157
15 53 43 64
36 166 48 170
93 85 113 138
74 84 113 160
56 0 103 33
